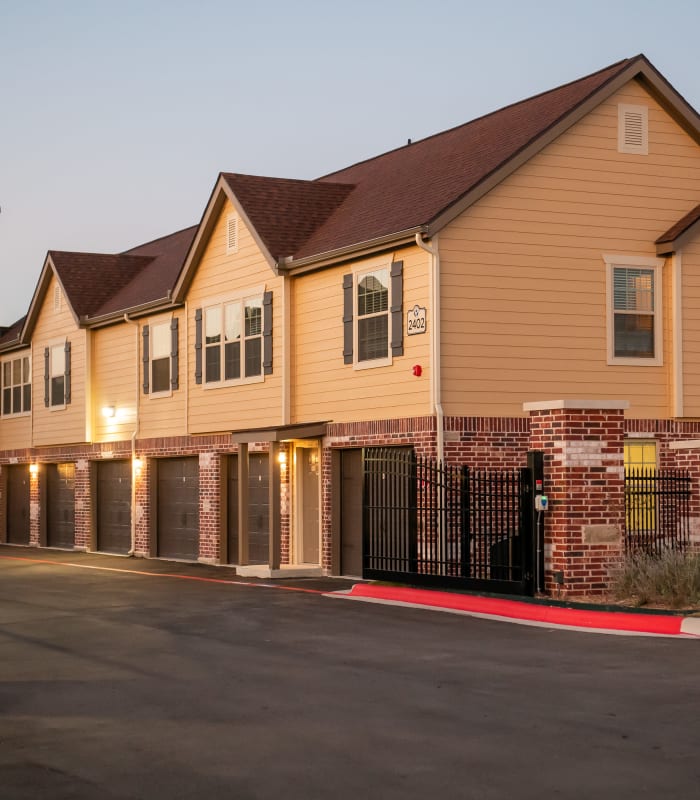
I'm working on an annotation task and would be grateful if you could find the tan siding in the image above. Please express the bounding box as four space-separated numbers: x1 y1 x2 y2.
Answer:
681 237 700 417
186 200 284 433
293 245 432 423
91 310 188 442
440 80 700 419
0 415 32 451
31 276 88 445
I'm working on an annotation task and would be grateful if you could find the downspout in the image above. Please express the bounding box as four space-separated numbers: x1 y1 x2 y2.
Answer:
124 313 140 555
415 233 444 464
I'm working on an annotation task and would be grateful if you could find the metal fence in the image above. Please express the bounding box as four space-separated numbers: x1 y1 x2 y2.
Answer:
624 468 691 554
363 447 534 595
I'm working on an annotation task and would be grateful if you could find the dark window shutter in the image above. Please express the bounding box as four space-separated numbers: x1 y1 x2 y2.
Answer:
390 260 404 357
64 340 71 404
343 274 353 364
170 317 179 390
194 308 203 385
262 291 273 375
43 347 49 407
142 325 150 394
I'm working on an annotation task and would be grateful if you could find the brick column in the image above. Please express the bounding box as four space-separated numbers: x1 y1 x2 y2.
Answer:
525 400 628 598
133 457 150 555
74 459 91 549
198 451 221 564
29 464 41 546
667 440 700 552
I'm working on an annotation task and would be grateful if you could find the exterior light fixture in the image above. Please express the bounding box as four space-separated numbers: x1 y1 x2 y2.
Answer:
278 451 287 465
102 405 116 418
132 457 143 472
29 463 39 475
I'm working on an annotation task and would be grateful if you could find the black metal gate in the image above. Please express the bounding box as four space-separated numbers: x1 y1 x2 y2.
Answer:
363 448 540 596
624 468 691 554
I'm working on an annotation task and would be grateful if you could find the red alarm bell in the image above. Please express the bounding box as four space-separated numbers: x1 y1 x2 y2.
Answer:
412 364 422 377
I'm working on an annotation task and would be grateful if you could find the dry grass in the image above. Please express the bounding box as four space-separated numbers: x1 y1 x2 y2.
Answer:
611 549 700 609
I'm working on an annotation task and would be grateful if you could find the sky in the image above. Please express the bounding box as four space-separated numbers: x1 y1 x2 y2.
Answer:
1 0 699 324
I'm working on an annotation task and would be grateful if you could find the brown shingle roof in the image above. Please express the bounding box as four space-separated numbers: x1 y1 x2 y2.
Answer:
0 317 26 348
93 225 197 316
46 226 196 321
49 252 154 319
222 174 354 260
291 57 636 258
656 203 700 245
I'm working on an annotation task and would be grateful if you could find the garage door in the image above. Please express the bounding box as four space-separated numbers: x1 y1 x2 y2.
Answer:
157 457 199 560
47 463 75 548
227 453 269 565
6 465 30 545
340 449 363 576
248 453 269 564
96 460 131 554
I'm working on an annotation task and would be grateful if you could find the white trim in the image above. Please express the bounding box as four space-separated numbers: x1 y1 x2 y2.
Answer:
672 252 684 417
604 256 664 366
0 353 32 418
47 338 67 411
523 399 630 412
618 104 648 155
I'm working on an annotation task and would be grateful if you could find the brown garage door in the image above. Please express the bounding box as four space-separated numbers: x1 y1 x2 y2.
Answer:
340 449 363 576
7 465 30 545
47 463 75 549
96 460 131 554
248 453 269 564
157 457 199 560
227 453 269 565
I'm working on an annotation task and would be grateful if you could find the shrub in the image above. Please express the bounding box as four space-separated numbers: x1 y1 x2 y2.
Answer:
611 549 700 609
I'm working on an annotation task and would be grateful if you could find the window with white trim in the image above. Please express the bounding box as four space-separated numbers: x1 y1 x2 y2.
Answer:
50 344 66 406
605 255 663 365
204 296 263 383
342 261 403 368
151 321 171 393
1 355 31 416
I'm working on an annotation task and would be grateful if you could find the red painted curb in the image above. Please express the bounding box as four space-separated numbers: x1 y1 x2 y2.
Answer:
347 584 686 635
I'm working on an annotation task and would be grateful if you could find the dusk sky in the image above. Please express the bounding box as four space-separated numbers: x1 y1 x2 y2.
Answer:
2 0 699 324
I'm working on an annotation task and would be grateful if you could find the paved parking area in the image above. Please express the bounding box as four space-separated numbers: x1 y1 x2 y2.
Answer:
0 547 698 799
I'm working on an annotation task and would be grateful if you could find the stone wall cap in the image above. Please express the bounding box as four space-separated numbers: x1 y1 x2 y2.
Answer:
668 439 700 450
523 399 630 412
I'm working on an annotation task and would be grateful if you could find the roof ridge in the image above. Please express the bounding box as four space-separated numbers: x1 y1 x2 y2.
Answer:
316 55 637 182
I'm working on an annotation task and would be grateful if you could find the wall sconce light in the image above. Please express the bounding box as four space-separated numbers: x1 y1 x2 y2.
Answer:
278 451 287 465
132 457 143 472
29 463 39 475
102 405 116 419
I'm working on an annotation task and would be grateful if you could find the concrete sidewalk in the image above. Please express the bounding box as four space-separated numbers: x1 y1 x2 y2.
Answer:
334 583 700 638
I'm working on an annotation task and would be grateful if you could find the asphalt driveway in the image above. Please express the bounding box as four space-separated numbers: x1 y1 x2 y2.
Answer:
0 548 697 799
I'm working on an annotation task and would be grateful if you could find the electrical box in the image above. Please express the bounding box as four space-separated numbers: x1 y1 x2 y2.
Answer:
535 495 548 512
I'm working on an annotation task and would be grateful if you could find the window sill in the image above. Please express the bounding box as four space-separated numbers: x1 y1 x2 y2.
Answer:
148 390 173 400
352 356 392 371
48 404 66 411
202 374 265 389
0 412 31 419
607 356 663 367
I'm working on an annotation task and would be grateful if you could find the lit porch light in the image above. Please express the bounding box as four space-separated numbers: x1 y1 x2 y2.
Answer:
29 463 39 475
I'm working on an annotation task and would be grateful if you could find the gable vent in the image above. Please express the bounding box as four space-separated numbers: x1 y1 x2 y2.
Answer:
53 285 62 313
618 104 648 155
226 214 239 254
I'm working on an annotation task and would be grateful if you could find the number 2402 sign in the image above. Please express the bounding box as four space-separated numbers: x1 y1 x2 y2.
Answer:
407 305 427 335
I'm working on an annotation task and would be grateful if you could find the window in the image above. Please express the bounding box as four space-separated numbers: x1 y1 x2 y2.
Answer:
142 318 178 395
624 440 657 534
604 255 663 365
343 261 403 368
1 355 31 416
195 292 272 386
44 341 70 408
